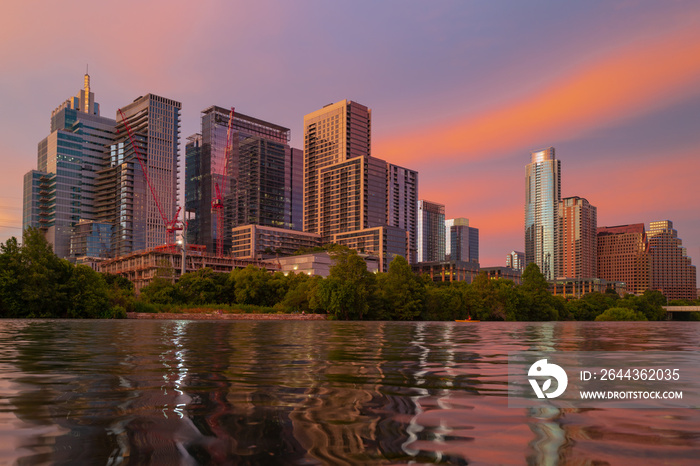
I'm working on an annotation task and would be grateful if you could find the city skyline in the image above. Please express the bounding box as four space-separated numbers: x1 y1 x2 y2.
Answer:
1 1 699 280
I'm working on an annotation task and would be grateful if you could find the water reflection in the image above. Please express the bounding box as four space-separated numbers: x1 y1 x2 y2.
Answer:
0 320 698 464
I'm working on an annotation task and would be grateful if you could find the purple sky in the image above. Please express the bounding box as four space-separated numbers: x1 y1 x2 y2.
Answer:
1 0 699 282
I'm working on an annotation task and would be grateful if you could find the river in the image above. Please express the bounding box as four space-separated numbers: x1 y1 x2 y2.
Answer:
0 319 698 464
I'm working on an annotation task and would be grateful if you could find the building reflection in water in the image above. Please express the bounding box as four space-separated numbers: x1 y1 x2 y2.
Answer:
3 320 700 464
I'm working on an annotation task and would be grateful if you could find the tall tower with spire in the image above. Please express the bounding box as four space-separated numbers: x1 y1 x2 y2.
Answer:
23 71 116 259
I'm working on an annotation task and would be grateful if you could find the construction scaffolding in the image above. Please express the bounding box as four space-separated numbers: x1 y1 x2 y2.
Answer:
98 244 281 293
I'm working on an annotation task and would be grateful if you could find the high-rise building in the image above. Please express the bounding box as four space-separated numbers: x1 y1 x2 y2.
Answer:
560 196 597 279
506 251 526 272
185 107 301 253
333 225 408 273
647 221 697 300
387 163 418 263
525 147 561 280
303 100 372 239
597 224 649 295
22 72 116 259
445 218 479 263
98 94 181 257
417 200 445 263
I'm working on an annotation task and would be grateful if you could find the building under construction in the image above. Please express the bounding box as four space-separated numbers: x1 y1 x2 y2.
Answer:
99 244 281 293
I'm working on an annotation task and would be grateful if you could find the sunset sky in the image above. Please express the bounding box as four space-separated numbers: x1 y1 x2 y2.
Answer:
1 0 699 279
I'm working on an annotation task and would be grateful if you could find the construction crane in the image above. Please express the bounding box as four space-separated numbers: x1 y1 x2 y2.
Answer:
117 108 182 245
212 107 235 257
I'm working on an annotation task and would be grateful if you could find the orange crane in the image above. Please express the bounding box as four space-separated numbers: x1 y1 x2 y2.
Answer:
117 108 182 245
211 107 235 257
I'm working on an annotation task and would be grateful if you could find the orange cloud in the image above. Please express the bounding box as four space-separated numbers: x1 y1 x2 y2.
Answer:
375 25 700 165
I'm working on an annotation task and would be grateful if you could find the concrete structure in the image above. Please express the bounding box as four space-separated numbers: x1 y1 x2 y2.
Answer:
97 94 181 257
647 221 697 300
278 252 381 277
22 72 116 259
230 224 321 260
445 218 478 263
560 196 597 279
597 224 650 295
387 163 418 263
506 251 526 272
525 147 560 280
413 260 480 283
417 200 445 263
332 225 408 273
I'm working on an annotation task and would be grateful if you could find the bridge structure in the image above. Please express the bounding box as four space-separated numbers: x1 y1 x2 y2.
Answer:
663 306 700 320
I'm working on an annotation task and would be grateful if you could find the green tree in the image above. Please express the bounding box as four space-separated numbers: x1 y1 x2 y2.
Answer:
377 256 424 320
518 263 558 321
595 307 647 321
317 250 375 320
0 236 24 317
65 265 111 318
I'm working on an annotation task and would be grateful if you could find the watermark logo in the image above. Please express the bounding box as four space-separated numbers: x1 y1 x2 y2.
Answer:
528 359 568 399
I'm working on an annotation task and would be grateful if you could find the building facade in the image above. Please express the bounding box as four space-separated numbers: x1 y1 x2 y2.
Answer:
303 100 372 238
387 163 418 264
506 251 526 272
525 147 560 280
647 221 697 300
22 73 116 259
417 200 445 263
597 224 650 295
332 225 408 273
230 224 321 260
445 218 479 263
560 196 597 279
99 94 181 257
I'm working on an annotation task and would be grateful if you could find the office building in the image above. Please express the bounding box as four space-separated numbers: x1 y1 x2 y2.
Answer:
597 224 649 295
560 196 597 279
387 163 418 263
647 221 697 300
413 260 480 283
506 251 526 272
185 107 301 253
99 94 181 257
22 72 116 259
445 218 479 263
69 220 111 260
417 200 445 263
525 147 561 280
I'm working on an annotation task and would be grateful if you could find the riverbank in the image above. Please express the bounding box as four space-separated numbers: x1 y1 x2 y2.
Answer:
126 312 328 321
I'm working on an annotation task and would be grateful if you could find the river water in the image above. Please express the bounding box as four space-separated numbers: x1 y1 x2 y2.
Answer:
0 319 698 465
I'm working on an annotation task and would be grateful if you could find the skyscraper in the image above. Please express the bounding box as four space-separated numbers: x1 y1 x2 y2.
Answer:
98 94 181 256
445 218 479 263
647 220 697 300
506 251 526 272
560 196 597 278
22 72 116 259
387 163 418 263
185 106 302 253
525 147 561 280
597 224 649 294
417 200 445 263
303 100 372 240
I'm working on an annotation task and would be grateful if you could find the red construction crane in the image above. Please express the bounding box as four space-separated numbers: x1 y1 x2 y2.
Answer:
212 107 235 257
117 108 182 245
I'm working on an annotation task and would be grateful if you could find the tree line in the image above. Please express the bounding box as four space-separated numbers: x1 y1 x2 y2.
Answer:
2 228 696 320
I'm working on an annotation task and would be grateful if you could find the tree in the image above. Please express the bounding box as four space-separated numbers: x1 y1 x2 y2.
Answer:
595 307 647 321
518 263 558 321
317 250 375 320
377 256 424 320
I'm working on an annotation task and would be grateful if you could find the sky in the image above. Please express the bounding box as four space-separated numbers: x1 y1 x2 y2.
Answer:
1 0 699 280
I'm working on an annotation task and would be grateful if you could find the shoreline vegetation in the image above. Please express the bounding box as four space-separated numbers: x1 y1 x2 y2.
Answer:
2 228 699 321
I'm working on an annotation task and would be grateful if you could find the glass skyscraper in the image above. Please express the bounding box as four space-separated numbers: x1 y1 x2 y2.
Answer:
22 72 116 259
417 200 446 263
445 218 479 263
525 147 560 280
